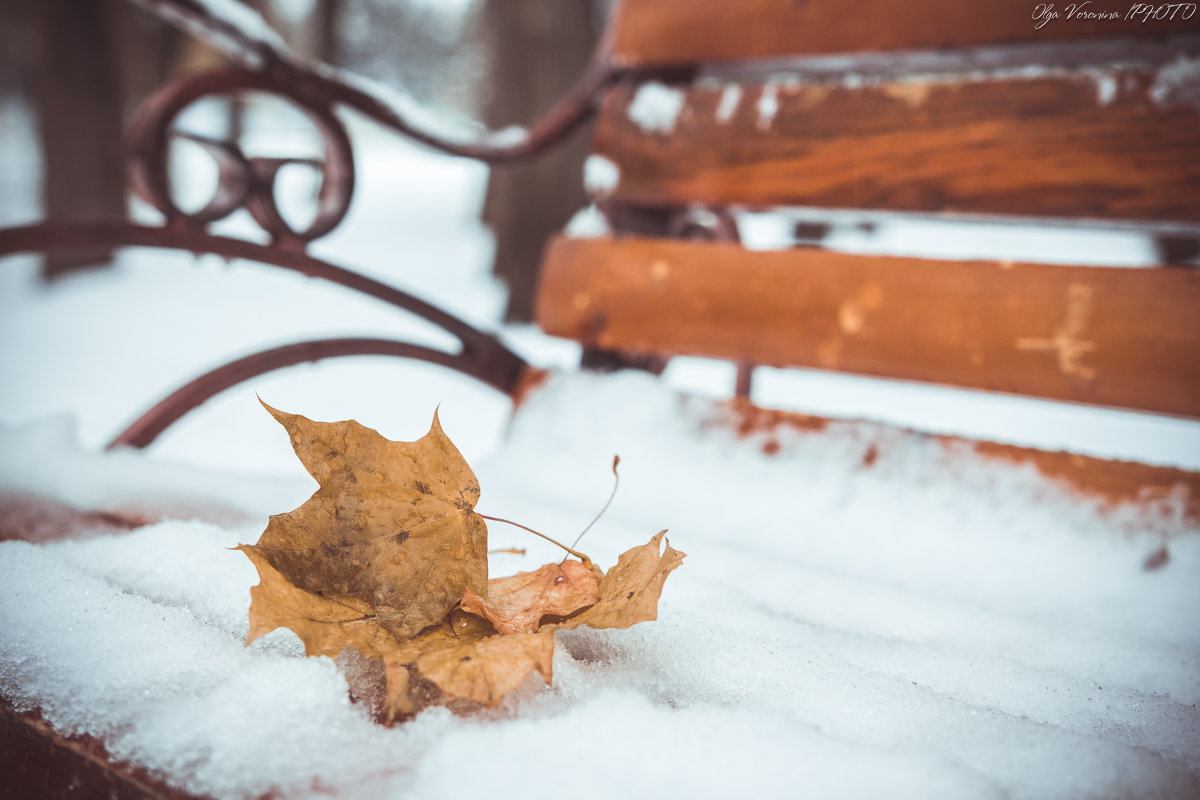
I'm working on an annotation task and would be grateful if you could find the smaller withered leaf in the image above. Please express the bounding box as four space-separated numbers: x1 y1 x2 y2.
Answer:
415 630 555 707
459 559 600 634
550 531 685 631
241 402 488 642
379 610 551 715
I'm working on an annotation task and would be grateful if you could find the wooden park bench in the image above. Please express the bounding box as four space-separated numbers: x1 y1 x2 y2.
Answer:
536 0 1200 522
3 0 1200 795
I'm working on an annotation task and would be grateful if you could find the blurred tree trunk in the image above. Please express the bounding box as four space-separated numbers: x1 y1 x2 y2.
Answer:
31 0 127 281
27 0 182 281
482 0 599 323
314 0 341 64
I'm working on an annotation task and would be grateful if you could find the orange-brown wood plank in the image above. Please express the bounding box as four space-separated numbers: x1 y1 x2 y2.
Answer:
596 68 1200 222
719 398 1200 527
537 236 1200 417
611 0 1200 67
1 699 194 799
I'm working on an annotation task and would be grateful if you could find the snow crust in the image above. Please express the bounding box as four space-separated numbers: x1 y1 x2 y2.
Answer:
331 67 527 150
2 372 1199 799
755 84 780 131
191 0 288 50
714 84 742 124
126 0 289 69
582 154 620 195
1151 55 1200 107
733 208 1164 266
626 82 686 134
564 205 611 238
4 60 1200 798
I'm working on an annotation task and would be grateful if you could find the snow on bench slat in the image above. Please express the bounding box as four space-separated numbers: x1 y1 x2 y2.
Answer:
2 372 1198 799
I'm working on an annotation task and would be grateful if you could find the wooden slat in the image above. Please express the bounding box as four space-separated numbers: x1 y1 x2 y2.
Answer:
611 0 1200 67
1 699 193 799
537 236 1200 417
720 398 1200 527
596 67 1200 221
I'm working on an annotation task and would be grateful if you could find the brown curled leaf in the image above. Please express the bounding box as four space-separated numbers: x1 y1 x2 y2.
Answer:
459 559 600 634
382 610 555 714
551 530 686 631
414 630 555 707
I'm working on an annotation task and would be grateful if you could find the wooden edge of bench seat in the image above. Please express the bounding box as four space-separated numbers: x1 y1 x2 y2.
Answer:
610 0 1200 67
714 397 1199 530
595 65 1200 222
536 235 1200 418
1 697 195 800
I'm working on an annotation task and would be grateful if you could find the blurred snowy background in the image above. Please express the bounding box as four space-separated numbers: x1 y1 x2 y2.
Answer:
2 2 1199 798
1 0 1198 472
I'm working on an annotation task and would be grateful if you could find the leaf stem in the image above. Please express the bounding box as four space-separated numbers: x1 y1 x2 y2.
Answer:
572 455 620 549
478 513 595 570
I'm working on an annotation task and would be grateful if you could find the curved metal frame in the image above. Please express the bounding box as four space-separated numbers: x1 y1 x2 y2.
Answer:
129 0 617 165
107 339 505 450
0 221 529 447
1 0 624 450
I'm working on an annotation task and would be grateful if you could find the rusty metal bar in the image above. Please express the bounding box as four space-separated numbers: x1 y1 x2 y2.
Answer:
106 338 521 450
0 0 621 450
0 222 529 447
127 0 617 165
0 222 514 361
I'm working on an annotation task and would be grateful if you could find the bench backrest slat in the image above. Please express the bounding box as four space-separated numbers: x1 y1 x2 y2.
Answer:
597 68 1200 222
611 0 1200 67
539 236 1200 418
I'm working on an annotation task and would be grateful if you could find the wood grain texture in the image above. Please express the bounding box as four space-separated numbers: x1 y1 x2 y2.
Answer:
596 68 1200 221
610 0 1200 66
718 398 1200 526
537 236 1200 417
1 699 194 799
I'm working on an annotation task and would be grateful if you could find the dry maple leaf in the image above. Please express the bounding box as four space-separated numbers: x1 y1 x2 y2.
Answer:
459 559 600 634
240 402 488 643
241 547 399 658
240 405 685 721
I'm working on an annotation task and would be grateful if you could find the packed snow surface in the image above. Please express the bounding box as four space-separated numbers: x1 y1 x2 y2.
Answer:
756 83 780 131
582 154 620 195
2 373 1199 799
3 83 1200 799
626 81 686 134
564 204 611 238
714 84 742 124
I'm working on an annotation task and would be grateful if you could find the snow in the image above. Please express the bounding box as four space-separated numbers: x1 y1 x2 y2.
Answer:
330 66 528 150
191 0 289 50
733 208 1165 266
582 154 619 195
3 80 1200 799
1091 71 1118 106
1151 55 1200 107
126 0 289 69
714 84 742 124
703 54 1187 115
564 204 611 238
626 82 686 134
2 372 1199 799
755 83 780 131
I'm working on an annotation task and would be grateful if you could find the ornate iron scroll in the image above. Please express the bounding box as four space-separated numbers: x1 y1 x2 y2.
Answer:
0 0 620 449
